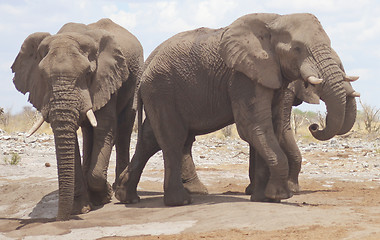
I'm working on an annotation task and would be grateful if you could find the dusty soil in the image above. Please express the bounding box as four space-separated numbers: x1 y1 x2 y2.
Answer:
1 131 380 239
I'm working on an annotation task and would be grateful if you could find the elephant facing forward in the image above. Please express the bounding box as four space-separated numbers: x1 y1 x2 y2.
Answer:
115 13 357 205
12 19 143 220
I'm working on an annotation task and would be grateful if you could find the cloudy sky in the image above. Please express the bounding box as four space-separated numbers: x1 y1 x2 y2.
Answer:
1 0 378 113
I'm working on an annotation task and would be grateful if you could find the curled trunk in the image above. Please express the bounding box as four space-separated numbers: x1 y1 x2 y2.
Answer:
307 45 347 141
337 96 357 135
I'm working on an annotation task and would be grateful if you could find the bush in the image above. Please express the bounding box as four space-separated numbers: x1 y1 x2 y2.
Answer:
4 152 21 165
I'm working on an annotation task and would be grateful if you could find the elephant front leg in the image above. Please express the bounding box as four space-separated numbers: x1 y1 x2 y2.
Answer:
278 89 302 193
231 82 292 202
73 133 91 214
280 129 302 193
244 145 255 195
86 102 117 206
181 135 208 195
114 101 136 189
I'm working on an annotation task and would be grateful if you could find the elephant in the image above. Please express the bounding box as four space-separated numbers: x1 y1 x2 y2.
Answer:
11 18 143 220
246 76 359 196
115 13 358 206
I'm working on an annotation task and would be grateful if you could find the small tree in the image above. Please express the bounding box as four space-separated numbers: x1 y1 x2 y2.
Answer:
316 111 326 129
291 109 305 135
359 99 380 133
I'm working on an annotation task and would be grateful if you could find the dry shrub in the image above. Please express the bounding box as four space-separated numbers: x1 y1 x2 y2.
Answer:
0 106 52 134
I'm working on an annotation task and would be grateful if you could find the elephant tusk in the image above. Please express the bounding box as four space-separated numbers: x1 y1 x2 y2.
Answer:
26 116 45 138
350 91 361 97
86 110 98 128
344 75 359 82
307 76 323 85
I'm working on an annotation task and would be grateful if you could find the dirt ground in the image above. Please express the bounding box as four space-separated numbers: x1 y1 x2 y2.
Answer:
1 132 380 239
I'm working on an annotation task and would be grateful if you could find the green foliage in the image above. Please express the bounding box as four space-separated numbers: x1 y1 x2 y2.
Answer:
4 152 21 165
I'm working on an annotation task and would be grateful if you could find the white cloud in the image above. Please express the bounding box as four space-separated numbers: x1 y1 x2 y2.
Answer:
109 10 138 30
195 0 237 27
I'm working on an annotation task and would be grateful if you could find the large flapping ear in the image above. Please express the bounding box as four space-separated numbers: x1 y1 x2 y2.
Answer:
89 33 129 111
289 80 320 105
11 32 51 112
219 14 282 89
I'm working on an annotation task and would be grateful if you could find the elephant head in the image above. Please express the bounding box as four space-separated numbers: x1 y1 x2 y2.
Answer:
289 48 359 138
11 27 129 220
219 13 358 140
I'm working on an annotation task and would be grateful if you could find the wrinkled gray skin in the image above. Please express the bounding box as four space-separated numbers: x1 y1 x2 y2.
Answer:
244 48 358 196
12 19 143 220
246 78 358 196
115 13 357 205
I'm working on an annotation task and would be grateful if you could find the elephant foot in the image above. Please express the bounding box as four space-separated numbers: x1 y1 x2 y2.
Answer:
72 194 91 215
89 182 113 206
250 194 280 203
264 178 293 201
288 180 300 193
114 186 140 204
249 184 279 203
164 186 192 206
183 177 208 195
245 183 254 195
114 168 142 204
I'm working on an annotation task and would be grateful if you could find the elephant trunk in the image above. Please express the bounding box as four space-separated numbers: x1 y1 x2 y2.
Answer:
49 78 81 221
337 96 357 135
308 45 347 141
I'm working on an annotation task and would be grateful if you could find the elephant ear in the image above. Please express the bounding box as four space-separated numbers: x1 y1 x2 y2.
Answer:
11 32 51 111
90 33 129 111
219 14 282 89
289 80 320 104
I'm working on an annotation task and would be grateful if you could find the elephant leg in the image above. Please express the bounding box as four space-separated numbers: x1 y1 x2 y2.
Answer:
244 145 255 195
144 103 191 206
181 135 208 195
280 128 302 193
72 134 91 214
115 118 160 203
114 99 136 189
279 89 301 193
86 99 117 206
230 78 291 201
81 125 93 183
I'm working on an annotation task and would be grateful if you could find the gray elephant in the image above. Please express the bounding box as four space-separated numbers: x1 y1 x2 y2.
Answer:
246 48 359 196
246 73 359 196
115 13 358 205
11 19 143 220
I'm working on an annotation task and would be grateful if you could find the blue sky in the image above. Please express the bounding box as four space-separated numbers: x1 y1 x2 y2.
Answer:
1 0 378 113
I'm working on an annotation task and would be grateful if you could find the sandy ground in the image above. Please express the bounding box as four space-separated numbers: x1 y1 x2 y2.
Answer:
1 131 380 239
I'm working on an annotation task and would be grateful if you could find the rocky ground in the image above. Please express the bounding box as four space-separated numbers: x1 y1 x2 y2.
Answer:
1 129 380 239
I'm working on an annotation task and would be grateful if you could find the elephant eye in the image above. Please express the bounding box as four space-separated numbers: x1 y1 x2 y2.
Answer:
293 46 302 54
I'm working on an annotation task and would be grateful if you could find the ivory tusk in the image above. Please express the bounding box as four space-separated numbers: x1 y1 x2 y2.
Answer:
86 110 97 128
307 76 323 85
350 91 361 97
344 75 359 82
26 116 45 138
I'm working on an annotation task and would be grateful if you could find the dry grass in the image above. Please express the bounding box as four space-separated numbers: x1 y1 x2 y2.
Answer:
0 105 375 142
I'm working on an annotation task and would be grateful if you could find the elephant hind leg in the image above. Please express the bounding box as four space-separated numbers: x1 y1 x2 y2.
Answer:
145 105 192 206
115 118 160 204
